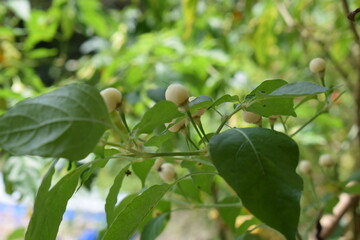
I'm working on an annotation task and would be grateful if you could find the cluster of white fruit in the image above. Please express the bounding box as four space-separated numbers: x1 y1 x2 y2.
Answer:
298 154 334 175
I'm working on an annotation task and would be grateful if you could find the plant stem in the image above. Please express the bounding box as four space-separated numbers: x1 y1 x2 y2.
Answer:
216 103 243 134
185 133 200 150
290 109 327 137
308 174 321 210
175 171 219 184
132 150 204 158
186 110 208 143
197 120 209 142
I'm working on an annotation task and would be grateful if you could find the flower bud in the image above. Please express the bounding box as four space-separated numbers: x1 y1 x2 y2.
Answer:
319 154 334 167
165 83 189 106
158 163 177 182
242 110 261 124
298 160 312 174
100 88 122 112
309 58 326 73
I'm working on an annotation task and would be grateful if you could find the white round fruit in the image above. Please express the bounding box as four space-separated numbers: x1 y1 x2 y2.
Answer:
165 83 189 106
158 163 177 182
100 88 122 112
165 119 186 132
298 160 312 174
309 58 326 73
242 110 261 124
319 154 334 167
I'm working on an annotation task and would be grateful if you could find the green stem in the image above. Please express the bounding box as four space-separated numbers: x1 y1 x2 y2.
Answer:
128 149 204 158
175 171 219 184
280 116 288 133
186 110 207 143
168 198 241 209
185 133 200 150
166 157 214 167
118 110 130 133
290 109 327 137
309 174 321 210
197 120 209 142
215 103 243 134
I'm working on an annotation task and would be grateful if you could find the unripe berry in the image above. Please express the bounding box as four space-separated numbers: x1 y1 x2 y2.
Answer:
100 88 122 112
165 119 186 132
309 58 326 73
158 163 176 182
165 83 189 106
319 154 334 167
242 110 261 124
298 160 312 174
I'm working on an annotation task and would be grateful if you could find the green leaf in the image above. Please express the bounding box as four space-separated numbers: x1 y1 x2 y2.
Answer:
181 159 216 194
145 131 175 148
189 95 213 109
134 101 183 134
105 164 131 225
25 162 90 240
133 159 155 187
140 214 168 240
175 179 201 202
6 227 26 240
245 79 296 117
209 128 302 240
344 183 360 194
211 94 239 107
269 82 328 97
0 83 110 161
26 48 58 59
103 184 171 240
113 193 138 219
346 170 360 182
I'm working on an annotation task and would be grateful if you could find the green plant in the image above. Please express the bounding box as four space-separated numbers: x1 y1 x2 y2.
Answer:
0 75 336 240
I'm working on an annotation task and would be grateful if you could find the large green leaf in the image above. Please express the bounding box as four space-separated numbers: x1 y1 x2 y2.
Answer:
25 162 90 240
105 164 130 225
133 101 183 134
103 184 171 240
245 80 328 117
269 82 328 97
209 128 302 240
0 83 110 161
245 79 296 117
